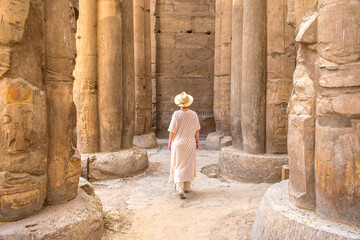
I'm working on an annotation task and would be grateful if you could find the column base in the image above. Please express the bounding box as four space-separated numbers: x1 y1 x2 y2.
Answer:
252 181 360 240
81 147 149 181
205 132 232 150
219 146 288 183
0 189 103 240
133 132 159 149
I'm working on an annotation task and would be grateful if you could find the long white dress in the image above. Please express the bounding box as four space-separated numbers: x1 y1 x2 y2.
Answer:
168 110 201 186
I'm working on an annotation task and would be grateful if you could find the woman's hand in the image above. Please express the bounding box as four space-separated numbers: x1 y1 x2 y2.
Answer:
168 132 175 151
195 130 200 150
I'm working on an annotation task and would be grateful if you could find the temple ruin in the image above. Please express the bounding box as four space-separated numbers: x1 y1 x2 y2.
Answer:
0 0 359 239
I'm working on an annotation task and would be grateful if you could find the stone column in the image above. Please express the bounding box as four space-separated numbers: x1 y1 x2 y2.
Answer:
44 0 81 205
213 0 222 134
219 0 232 137
121 0 135 149
97 0 123 152
219 0 292 183
253 1 360 239
287 44 317 210
241 0 267 154
150 0 157 131
134 0 146 136
230 0 243 149
77 0 149 182
144 0 153 135
0 1 47 221
206 0 232 150
314 0 360 225
0 2 104 236
74 0 99 154
133 0 158 149
265 0 295 154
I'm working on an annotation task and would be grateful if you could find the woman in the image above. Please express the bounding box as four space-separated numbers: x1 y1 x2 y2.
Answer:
168 91 200 199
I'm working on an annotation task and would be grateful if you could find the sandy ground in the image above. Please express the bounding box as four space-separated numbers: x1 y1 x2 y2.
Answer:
94 139 270 240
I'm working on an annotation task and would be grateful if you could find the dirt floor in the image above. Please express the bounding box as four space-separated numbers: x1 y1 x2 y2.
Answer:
95 139 271 240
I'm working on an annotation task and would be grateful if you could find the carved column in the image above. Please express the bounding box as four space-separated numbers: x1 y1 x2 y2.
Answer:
121 0 135 149
287 44 317 210
219 0 293 183
206 0 232 150
76 0 148 181
230 0 243 149
0 1 47 221
150 0 157 131
75 0 99 154
219 0 232 137
134 0 146 135
265 0 294 154
97 0 123 152
133 0 158 149
314 0 360 225
0 2 104 235
144 0 152 135
253 1 360 239
241 0 267 154
44 0 81 205
213 0 222 134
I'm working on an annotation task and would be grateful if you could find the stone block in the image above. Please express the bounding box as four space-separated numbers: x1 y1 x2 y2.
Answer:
156 4 174 17
156 62 178 76
133 132 159 149
157 33 176 48
315 121 360 225
79 177 103 212
157 48 173 64
0 189 104 240
173 4 210 17
252 181 360 240
176 63 209 77
287 115 315 210
193 17 215 33
82 147 149 181
79 177 95 196
219 146 289 183
158 17 192 33
281 165 290 181
220 136 232 148
318 60 360 88
171 49 214 64
205 132 222 150
316 1 360 64
175 33 214 49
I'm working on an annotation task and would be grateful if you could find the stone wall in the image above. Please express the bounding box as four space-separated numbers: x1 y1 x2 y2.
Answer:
155 0 216 138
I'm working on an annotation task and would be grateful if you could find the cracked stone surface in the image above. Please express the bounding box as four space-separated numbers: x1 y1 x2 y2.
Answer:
94 139 270 240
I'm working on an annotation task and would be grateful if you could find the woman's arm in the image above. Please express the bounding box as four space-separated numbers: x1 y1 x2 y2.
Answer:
195 130 200 149
168 132 175 151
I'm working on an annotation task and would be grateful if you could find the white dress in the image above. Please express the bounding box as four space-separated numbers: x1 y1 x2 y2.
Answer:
168 110 201 185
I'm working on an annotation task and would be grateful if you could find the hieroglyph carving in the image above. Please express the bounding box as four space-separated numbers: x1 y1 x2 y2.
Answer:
0 78 47 222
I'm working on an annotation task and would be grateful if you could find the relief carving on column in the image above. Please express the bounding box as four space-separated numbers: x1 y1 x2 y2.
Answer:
288 0 360 225
0 78 47 222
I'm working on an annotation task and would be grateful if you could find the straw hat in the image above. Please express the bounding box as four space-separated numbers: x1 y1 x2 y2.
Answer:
174 91 194 107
